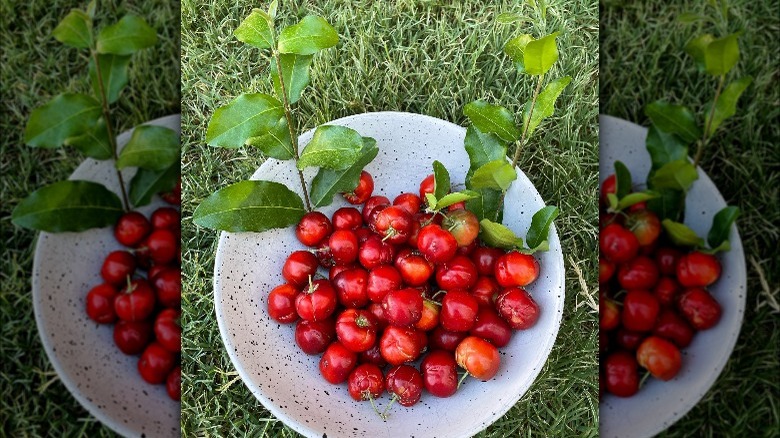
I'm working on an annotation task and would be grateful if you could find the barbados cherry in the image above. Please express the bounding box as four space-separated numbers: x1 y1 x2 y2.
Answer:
386 364 424 407
599 258 616 283
653 309 694 348
113 320 153 355
336 309 378 353
282 251 319 286
382 288 423 327
359 344 387 368
333 268 369 308
653 277 679 307
358 234 395 269
419 174 436 201
146 228 178 265
417 224 458 264
621 290 660 332
421 350 458 398
599 297 621 331
267 284 300 324
86 283 118 324
626 210 661 247
154 308 181 353
494 251 539 288
455 336 500 381
637 336 682 381
166 366 181 401
348 363 385 401
495 287 539 330
676 252 721 287
600 174 616 205
362 196 390 223
138 342 176 384
428 326 468 352
295 279 337 322
320 341 359 384
600 223 639 263
393 193 422 216
152 267 182 308
329 230 359 265
371 206 413 244
380 326 422 366
614 327 644 351
114 279 156 321
394 249 434 286
414 299 441 331
343 170 374 204
294 318 335 355
604 351 639 397
436 255 478 290
677 288 721 330
331 207 363 231
150 207 180 231
114 212 151 247
471 246 503 276
470 276 500 308
655 247 682 276
100 251 136 285
617 256 660 290
366 265 403 303
470 307 512 347
440 290 479 332
295 211 332 246
443 209 480 247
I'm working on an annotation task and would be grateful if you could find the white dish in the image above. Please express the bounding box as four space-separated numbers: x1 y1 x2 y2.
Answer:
598 114 747 438
213 111 565 438
32 114 181 438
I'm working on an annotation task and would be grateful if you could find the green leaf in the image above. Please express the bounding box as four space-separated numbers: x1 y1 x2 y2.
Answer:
645 101 701 143
88 54 130 104
662 219 705 247
616 191 659 211
606 193 619 211
435 191 480 210
705 76 752 136
206 93 284 148
297 125 364 170
614 161 632 199
245 116 293 160
129 162 179 208
647 189 685 222
116 125 179 170
678 12 708 23
268 0 278 18
707 206 739 249
96 14 157 55
704 32 740 76
525 206 558 251
522 75 571 137
53 10 91 48
496 13 524 24
25 93 101 148
193 180 306 232
277 15 338 55
523 32 560 75
425 193 439 210
463 126 507 171
270 53 313 104
309 138 378 208
234 9 274 49
466 188 503 223
504 34 533 73
650 159 698 191
11 180 123 232
64 118 112 160
685 34 715 72
469 160 517 191
432 161 451 200
86 0 96 18
645 124 688 171
464 100 520 143
479 219 523 250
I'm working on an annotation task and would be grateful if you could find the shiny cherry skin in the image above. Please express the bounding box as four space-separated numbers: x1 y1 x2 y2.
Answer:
428 326 468 352
152 267 182 308
86 283 118 324
151 207 180 230
329 264 355 282
100 250 136 285
393 193 423 216
359 344 387 368
455 336 500 381
366 302 389 332
380 326 422 366
421 350 458 398
146 228 178 265
358 234 395 269
494 251 539 288
637 336 682 381
677 287 721 330
617 256 660 290
600 223 640 263
599 258 616 283
113 320 153 355
655 247 682 276
267 284 300 323
295 279 338 322
471 246 504 277
495 287 540 330
333 268 369 308
653 308 694 348
114 279 156 321
614 327 645 351
314 240 335 268
329 230 359 265
294 318 335 355
366 265 403 303
414 299 441 331
626 209 661 247
154 308 181 353
599 297 621 331
386 364 424 407
166 366 181 401
138 342 176 384
676 252 721 288
419 174 436 201
331 207 363 231
604 351 639 397
470 276 500 308
408 212 441 248
114 212 151 247
394 249 434 286
348 363 385 401
469 307 512 347
361 196 390 223
343 170 374 204
320 341 359 384
621 290 660 332
436 255 478 290
653 277 680 307
442 209 480 247
336 309 378 353
417 224 458 264
371 206 413 244
440 290 479 332
282 250 319 286
381 288 423 327
600 174 617 205
295 211 332 246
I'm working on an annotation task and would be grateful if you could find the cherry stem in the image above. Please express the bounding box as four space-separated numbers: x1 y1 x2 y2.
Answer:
457 371 470 389
379 393 398 420
431 290 447 300
124 275 134 293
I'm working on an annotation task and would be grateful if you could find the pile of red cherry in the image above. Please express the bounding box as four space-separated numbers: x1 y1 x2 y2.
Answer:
599 174 723 398
267 171 543 414
84 181 182 401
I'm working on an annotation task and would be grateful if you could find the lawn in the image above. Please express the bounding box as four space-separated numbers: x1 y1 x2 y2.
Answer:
600 0 780 435
0 1 180 435
181 0 599 436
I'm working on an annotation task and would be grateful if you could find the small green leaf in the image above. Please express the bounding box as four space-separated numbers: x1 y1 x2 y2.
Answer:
88 54 131 104
245 116 293 160
707 206 739 249
523 32 560 75
53 10 92 48
704 32 740 76
647 189 685 222
64 118 112 160
25 93 101 148
616 191 659 211
268 1 278 18
435 191 480 210
504 34 533 73
522 75 571 137
193 180 306 232
11 180 123 232
206 93 284 148
685 34 715 72
464 100 520 143
432 161 451 200
116 125 179 170
650 159 698 191
309 138 378 208
278 15 338 55
645 101 701 143
525 206 558 251
425 193 439 210
270 53 313 104
96 15 157 55
86 0 96 18
606 193 619 211
298 125 364 170
662 219 705 247
129 162 179 208
496 13 524 24
463 126 507 171
466 188 503 223
469 160 517 191
705 76 752 136
234 9 274 49
645 124 688 171
479 219 523 250
614 161 632 199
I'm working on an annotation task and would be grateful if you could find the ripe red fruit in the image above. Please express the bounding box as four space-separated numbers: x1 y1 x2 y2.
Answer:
600 223 640 263
100 251 137 285
677 288 721 330
366 302 389 332
604 351 639 397
333 268 369 308
600 174 616 205
655 247 682 276
295 211 332 246
154 308 181 353
653 277 680 307
151 207 180 230
113 320 153 355
146 229 178 265
348 363 385 401
336 309 378 353
386 364 424 407
637 336 682 381
160 177 181 205
626 210 661 247
393 193 423 216
362 196 390 223
471 246 504 277
282 251 319 286
417 224 458 264
294 318 335 355
320 341 359 384
114 212 151 247
617 256 660 290
329 230 359 265
421 350 458 398
394 249 434 286
267 284 300 324
86 283 118 324
331 207 363 231
494 251 539 288
343 171 374 204
621 290 660 332
414 299 441 331
440 290 479 332
358 234 395 269
381 288 424 327
455 336 500 381
313 240 335 268
653 309 694 348
366 265 403 303
495 287 540 330
614 327 645 351
114 279 156 321
359 345 387 368
470 276 500 308
428 326 468 352
166 366 181 401
676 252 721 287
599 297 621 331
443 210 480 247
138 342 176 384
419 174 436 201
380 326 422 366
599 258 616 283
295 279 337 322
371 206 413 244
470 307 512 347
436 255 479 290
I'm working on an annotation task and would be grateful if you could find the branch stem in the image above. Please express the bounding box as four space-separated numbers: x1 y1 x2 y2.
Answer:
511 73 545 168
694 74 725 167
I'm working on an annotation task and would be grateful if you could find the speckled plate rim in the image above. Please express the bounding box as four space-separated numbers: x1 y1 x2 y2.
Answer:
598 114 747 438
32 114 181 438
213 111 565 438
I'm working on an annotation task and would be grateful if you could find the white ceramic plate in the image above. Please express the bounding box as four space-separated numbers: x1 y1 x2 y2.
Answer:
598 115 747 438
32 114 181 438
213 111 565 438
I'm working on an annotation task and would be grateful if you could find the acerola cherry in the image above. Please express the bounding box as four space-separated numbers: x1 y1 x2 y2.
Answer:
599 297 621 331
417 224 458 264
600 223 640 263
348 363 385 401
470 276 500 308
655 247 682 276
393 193 423 216
153 267 182 309
366 265 403 303
455 336 500 381
282 251 319 286
443 209 480 248
100 251 137 285
314 240 335 268
677 288 721 330
470 307 512 347
414 299 441 332
371 206 413 244
600 174 616 205
621 290 660 332
366 302 389 332
637 336 682 381
343 170 374 204
653 277 679 307
362 196 390 223
294 318 335 355
394 249 434 286
676 252 721 288
599 258 616 283
653 309 694 348
145 228 178 265
295 211 332 246
471 246 504 277
380 326 422 366
154 308 181 353
329 230 359 265
382 288 423 327
295 279 337 322
267 284 300 324
495 287 540 330
320 341 358 384
494 251 539 288
333 268 369 308
419 174 436 201
329 264 354 282
138 342 176 384
358 234 395 269
436 255 478 290
626 210 661 247
166 366 181 401
336 309 378 353
113 320 153 355
617 256 660 290
331 207 363 231
614 327 645 351
604 351 639 397
428 326 468 352
114 212 151 247
440 290 479 332
151 207 180 231
114 279 156 321
86 283 118 324
421 350 458 398
386 365 424 407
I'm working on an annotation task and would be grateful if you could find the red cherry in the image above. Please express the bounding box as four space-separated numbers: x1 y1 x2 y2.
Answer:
414 299 441 332
653 277 679 307
335 309 378 353
138 342 176 384
599 297 621 331
166 366 181 401
146 229 178 265
421 350 458 398
471 246 504 277
621 290 660 332
617 256 660 290
313 240 335 268
393 193 423 216
114 279 156 321
653 309 694 348
440 289 479 332
637 336 682 381
332 268 369 308
381 288 423 327
294 318 335 355
362 196 390 223
626 210 661 247
114 212 151 247
386 364 424 407
295 279 337 322
394 249 434 286
494 251 539 288
380 326 422 366
320 341 358 384
343 171 374 204
600 223 639 263
417 224 458 264
282 251 319 286
428 326 468 352
366 302 388 332
599 258 616 283
604 351 639 397
655 247 682 276
113 320 153 355
600 174 616 205
419 174 436 201
154 308 181 353
455 336 500 381
331 207 363 231
469 306 512 347
436 255 478 290
329 230 359 265
160 177 181 205
614 327 645 351
677 287 721 330
295 211 332 247
442 209 480 248
150 207 180 230
495 287 539 330
371 206 413 244
366 265 403 303
100 251 137 285
470 276 500 308
267 284 300 323
329 263 355 282
676 252 721 287
86 283 118 324
348 363 385 401
358 234 395 269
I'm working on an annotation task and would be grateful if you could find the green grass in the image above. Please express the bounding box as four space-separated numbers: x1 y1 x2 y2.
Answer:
0 1 180 435
181 0 598 436
601 0 780 436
